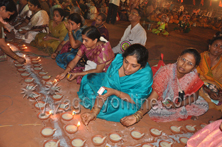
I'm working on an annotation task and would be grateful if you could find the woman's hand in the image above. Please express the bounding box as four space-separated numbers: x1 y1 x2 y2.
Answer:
64 21 72 32
162 99 176 109
81 112 96 126
17 57 26 64
19 30 28 34
56 72 67 80
120 115 137 127
43 35 51 41
102 87 118 98
51 53 57 59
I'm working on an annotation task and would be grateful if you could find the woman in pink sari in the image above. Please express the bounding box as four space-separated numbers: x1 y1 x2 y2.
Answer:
56 26 115 84
187 119 222 147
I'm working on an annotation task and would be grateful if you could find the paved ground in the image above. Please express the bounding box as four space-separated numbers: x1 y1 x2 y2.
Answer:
0 20 221 147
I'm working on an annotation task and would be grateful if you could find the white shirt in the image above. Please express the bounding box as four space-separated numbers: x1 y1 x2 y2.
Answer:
109 0 120 6
112 23 147 53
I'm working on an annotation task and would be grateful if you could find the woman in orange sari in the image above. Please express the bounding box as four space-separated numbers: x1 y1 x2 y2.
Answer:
197 36 222 111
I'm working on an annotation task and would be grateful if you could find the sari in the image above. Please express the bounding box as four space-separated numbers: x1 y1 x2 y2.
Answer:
187 119 222 147
55 28 83 69
174 21 191 33
31 20 68 54
78 54 153 122
16 10 49 43
152 21 169 36
70 41 115 84
197 51 222 111
148 63 208 122
91 22 109 41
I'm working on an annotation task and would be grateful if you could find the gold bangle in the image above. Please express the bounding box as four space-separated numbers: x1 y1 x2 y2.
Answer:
67 65 72 71
13 55 19 60
68 31 72 34
137 111 143 118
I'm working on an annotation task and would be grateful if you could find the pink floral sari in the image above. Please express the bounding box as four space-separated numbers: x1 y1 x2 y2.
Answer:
148 63 208 122
70 42 115 84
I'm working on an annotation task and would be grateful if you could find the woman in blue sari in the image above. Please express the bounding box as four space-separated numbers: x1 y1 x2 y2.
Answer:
51 13 83 69
79 44 153 124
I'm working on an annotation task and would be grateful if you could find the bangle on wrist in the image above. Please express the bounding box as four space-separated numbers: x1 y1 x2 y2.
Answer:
13 55 19 60
67 65 72 72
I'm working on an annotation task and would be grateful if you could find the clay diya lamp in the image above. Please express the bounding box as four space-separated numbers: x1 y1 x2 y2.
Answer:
31 56 40 61
28 92 40 101
92 135 106 146
31 59 41 64
21 72 30 78
179 137 188 146
141 143 155 147
34 101 46 110
42 75 51 81
33 63 41 67
170 125 182 134
33 67 42 71
43 139 60 147
37 111 50 120
52 93 63 101
109 132 122 143
61 112 73 121
65 124 78 134
17 68 26 73
159 140 173 147
24 77 34 84
15 63 24 68
71 138 86 147
130 130 144 140
209 120 215 124
185 124 196 133
200 123 208 128
39 71 48 76
41 127 56 137
59 103 68 110
150 128 162 137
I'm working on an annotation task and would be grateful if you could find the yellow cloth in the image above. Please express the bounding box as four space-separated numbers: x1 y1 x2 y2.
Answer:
31 20 68 54
197 51 222 111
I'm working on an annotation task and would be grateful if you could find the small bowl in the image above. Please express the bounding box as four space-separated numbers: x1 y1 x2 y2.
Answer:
27 92 40 101
31 60 40 64
71 138 85 147
37 111 50 120
42 75 51 81
39 71 48 76
21 72 30 78
52 94 63 101
14 63 24 68
159 140 172 147
65 124 78 134
130 130 144 140
109 132 122 143
33 64 41 67
92 135 106 146
34 101 45 110
141 142 155 147
33 67 42 71
41 127 55 137
31 57 40 61
24 77 34 84
179 137 188 146
185 124 196 133
61 112 73 121
200 123 208 128
170 126 181 134
43 139 60 147
150 128 162 137
17 68 26 73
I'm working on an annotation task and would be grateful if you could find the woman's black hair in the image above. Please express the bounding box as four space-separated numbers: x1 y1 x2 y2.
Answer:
28 0 41 8
180 48 201 66
82 26 100 41
53 8 66 21
98 13 107 21
134 8 143 18
209 36 222 45
122 44 148 68
68 13 82 27
0 0 16 13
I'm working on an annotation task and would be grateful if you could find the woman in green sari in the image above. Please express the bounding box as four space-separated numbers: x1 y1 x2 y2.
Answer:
31 8 68 54
79 44 153 124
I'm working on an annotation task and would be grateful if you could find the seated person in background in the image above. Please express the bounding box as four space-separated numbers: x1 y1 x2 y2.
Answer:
152 14 169 36
0 0 25 63
51 13 83 69
39 0 50 15
15 0 49 43
197 37 222 111
80 44 153 124
4 0 32 32
174 15 190 33
88 1 97 20
91 13 109 41
31 8 68 54
214 27 222 37
49 0 62 20
121 49 208 126
112 8 147 54
56 26 115 84
62 0 73 13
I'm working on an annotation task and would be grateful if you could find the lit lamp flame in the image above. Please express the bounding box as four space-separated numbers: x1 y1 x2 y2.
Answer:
77 121 80 127
23 55 26 58
53 79 58 84
72 110 76 116
22 44 26 46
7 43 10 46
49 110 53 115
